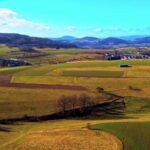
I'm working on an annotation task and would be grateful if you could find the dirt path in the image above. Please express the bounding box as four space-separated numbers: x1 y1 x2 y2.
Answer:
0 123 34 150
0 82 87 91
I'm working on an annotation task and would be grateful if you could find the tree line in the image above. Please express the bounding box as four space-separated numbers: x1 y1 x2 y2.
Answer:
55 87 126 118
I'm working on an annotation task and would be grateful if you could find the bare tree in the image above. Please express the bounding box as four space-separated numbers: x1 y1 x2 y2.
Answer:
55 94 95 117
69 95 77 110
56 95 70 115
68 95 78 116
80 94 89 106
79 94 94 113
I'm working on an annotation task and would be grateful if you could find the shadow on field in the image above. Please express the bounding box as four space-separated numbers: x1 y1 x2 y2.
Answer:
74 113 137 121
0 89 136 124
0 100 135 125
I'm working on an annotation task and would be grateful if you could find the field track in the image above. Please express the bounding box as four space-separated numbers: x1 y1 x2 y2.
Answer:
0 82 87 91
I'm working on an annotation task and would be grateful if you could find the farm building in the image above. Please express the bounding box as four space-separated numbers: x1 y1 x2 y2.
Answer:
119 64 130 68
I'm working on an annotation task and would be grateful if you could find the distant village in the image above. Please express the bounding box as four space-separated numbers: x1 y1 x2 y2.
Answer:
104 50 150 60
0 58 31 67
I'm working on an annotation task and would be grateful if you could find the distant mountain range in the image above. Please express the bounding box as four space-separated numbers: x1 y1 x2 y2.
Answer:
51 35 150 48
1 33 150 49
52 36 77 42
120 35 148 40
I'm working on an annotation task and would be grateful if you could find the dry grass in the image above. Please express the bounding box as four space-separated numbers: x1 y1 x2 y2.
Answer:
0 115 150 150
12 75 150 97
0 87 87 119
5 129 121 150
0 60 150 150
12 63 150 97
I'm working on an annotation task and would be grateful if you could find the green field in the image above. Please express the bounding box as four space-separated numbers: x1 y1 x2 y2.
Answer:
62 70 124 77
125 97 150 114
91 122 150 150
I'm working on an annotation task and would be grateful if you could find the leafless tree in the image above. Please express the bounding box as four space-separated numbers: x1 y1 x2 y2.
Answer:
69 95 77 110
55 94 97 117
56 95 70 115
79 94 93 108
56 95 78 111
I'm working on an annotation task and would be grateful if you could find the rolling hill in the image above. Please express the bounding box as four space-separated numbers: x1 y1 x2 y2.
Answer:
0 33 77 48
2 33 150 49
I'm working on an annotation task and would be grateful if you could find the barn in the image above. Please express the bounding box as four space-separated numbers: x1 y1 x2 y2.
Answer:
119 64 130 68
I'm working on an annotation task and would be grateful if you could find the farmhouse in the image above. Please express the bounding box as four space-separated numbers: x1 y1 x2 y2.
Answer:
119 64 130 68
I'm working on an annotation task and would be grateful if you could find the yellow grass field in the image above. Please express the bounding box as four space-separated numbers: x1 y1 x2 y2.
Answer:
1 115 150 150
0 87 88 119
0 59 150 150
12 60 150 97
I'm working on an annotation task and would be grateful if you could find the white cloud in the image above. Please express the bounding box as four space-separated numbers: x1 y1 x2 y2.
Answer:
0 8 51 32
94 27 103 33
65 26 77 32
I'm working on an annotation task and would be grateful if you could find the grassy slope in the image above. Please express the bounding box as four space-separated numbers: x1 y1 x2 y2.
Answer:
11 60 150 76
1 119 150 150
2 59 149 119
5 129 120 150
91 122 150 150
0 48 150 150
0 120 120 150
12 60 150 97
0 46 19 58
51 59 150 68
0 66 30 72
125 97 150 114
0 87 87 119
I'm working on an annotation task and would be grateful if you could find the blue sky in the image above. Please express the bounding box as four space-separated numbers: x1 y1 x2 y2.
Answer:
0 0 150 37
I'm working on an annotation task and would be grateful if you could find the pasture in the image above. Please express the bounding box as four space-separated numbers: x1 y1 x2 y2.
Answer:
62 70 124 77
0 46 150 150
91 122 150 150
